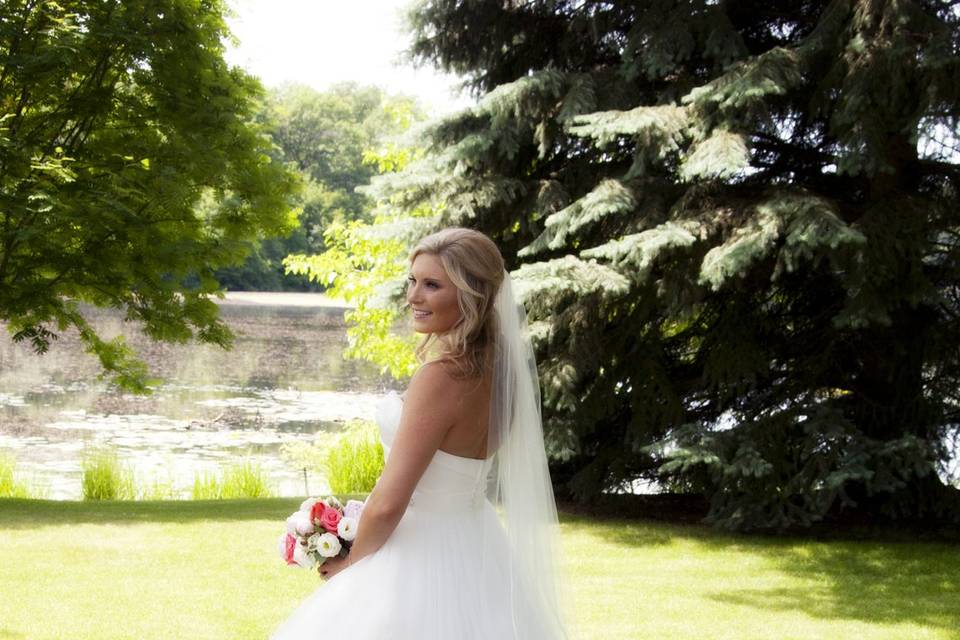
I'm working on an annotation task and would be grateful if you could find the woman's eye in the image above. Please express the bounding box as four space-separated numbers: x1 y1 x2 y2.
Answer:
408 277 437 289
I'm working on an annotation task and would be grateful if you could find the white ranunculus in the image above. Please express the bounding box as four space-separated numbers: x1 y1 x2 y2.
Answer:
299 497 319 514
337 516 358 541
292 541 315 568
315 532 342 558
286 511 315 537
323 496 343 511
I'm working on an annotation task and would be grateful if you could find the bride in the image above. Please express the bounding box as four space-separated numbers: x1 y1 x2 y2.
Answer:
269 227 574 639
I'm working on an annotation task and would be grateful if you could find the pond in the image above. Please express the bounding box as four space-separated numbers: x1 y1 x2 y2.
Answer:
0 292 399 500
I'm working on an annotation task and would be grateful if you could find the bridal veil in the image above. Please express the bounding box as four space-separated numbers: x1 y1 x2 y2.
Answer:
478 268 574 640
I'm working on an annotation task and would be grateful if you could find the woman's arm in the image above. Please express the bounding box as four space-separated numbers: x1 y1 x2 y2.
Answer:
343 482 406 566
346 362 462 566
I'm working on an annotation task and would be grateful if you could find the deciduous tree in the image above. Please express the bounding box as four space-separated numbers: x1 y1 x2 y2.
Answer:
0 0 300 390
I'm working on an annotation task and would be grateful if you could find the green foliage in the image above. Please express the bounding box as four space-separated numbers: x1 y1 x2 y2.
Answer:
281 419 385 494
0 453 43 499
190 459 274 500
284 218 423 378
269 83 422 194
650 402 942 531
80 445 272 501
323 420 386 495
283 98 438 379
191 471 223 501
0 0 301 390
218 84 428 292
81 445 137 501
383 0 960 530
136 471 181 501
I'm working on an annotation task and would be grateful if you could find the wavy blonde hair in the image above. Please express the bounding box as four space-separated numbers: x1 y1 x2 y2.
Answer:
407 227 505 380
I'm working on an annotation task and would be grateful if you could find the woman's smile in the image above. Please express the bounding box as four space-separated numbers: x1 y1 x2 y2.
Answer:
407 254 459 333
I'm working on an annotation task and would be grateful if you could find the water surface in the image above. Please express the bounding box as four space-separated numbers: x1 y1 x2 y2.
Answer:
0 292 398 500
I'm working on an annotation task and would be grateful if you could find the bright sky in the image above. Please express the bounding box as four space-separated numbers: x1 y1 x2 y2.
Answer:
223 0 475 116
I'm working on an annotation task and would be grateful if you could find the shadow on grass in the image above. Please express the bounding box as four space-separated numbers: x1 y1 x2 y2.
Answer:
556 494 728 548
0 496 368 529
557 493 960 544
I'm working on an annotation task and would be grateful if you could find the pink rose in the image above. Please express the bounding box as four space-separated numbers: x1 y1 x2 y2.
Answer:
284 533 297 566
320 506 341 533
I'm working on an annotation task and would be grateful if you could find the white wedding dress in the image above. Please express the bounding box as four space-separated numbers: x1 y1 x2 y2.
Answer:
269 390 557 639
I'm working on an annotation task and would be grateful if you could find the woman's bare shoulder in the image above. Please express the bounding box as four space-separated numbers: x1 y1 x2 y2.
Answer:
411 359 458 387
408 359 476 398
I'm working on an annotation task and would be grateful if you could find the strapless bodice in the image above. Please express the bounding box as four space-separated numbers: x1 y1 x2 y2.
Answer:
374 391 491 513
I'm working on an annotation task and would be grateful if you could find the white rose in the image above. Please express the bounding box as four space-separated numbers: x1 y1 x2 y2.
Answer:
286 511 315 537
299 497 319 514
337 516 358 541
323 495 343 510
315 532 342 558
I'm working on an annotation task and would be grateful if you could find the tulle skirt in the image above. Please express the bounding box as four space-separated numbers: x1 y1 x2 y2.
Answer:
269 500 554 639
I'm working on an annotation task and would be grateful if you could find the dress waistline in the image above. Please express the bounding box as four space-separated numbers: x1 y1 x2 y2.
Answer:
406 488 487 513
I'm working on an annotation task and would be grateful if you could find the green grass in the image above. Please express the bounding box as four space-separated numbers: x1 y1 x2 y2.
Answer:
0 498 957 640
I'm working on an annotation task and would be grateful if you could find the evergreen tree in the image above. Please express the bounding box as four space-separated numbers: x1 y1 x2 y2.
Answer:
365 0 960 530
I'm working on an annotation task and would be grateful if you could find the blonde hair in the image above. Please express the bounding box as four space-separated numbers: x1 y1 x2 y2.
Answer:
408 227 505 380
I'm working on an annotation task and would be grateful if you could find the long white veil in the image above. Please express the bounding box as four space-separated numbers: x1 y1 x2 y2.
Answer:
478 268 574 639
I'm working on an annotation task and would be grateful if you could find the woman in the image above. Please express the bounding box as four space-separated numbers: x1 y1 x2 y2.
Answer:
270 227 573 639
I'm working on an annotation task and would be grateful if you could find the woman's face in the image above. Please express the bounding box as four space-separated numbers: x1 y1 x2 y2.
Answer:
406 253 461 334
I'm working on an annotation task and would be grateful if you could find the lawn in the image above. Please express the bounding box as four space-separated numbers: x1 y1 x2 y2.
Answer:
0 497 957 639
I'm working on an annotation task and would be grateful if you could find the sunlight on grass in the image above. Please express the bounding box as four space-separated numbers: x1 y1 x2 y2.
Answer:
0 499 957 640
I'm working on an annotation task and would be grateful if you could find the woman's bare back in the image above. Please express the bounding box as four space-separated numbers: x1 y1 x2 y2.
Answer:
403 361 492 460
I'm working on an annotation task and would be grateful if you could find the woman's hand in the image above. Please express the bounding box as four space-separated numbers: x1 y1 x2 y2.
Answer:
318 555 349 581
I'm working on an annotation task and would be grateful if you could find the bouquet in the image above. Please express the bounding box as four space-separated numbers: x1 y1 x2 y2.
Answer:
277 495 366 569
